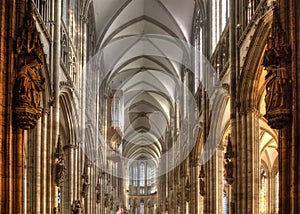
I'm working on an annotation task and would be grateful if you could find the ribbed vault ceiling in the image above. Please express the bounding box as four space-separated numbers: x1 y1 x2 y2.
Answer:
92 0 196 165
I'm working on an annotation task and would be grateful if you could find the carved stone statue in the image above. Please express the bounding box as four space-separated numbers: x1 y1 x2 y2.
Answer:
185 179 190 202
224 136 234 185
199 165 206 196
81 175 89 198
13 59 45 129
177 192 181 206
264 66 291 129
14 59 43 107
96 183 101 204
199 179 205 196
13 4 46 129
265 66 289 111
110 195 114 210
55 157 66 187
55 136 66 187
104 193 109 208
224 160 234 184
71 200 82 214
262 6 291 129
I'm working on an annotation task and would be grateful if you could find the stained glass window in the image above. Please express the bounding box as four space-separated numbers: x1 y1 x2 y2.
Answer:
223 191 227 214
133 164 138 186
260 167 267 213
129 163 155 195
140 163 145 187
129 167 133 185
147 164 152 186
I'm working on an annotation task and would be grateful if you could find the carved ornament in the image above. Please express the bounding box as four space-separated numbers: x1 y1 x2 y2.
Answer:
199 165 205 196
104 193 109 208
262 6 291 129
110 195 114 210
71 200 82 214
81 173 89 198
185 178 190 202
96 179 101 204
224 136 234 185
13 3 46 129
55 135 66 187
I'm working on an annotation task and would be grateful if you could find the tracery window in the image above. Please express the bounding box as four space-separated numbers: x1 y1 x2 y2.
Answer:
133 164 138 186
211 0 230 50
140 163 145 187
129 162 155 195
62 0 67 24
129 167 133 185
34 0 49 21
246 0 262 23
86 4 96 60
147 165 152 187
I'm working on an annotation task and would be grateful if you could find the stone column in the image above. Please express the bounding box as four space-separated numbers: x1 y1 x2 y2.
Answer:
64 144 76 213
34 118 42 212
237 112 246 213
229 0 237 213
216 145 224 214
41 109 48 213
285 0 300 212
246 109 260 213
279 127 292 213
52 0 61 212
46 107 53 213
14 128 25 213
190 160 198 214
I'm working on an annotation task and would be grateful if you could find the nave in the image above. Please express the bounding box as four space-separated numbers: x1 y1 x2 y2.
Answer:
0 0 299 213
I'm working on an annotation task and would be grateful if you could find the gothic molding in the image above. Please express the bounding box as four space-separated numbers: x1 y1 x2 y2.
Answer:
60 80 75 91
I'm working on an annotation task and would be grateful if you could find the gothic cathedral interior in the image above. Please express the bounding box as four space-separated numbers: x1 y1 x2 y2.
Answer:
0 0 299 213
